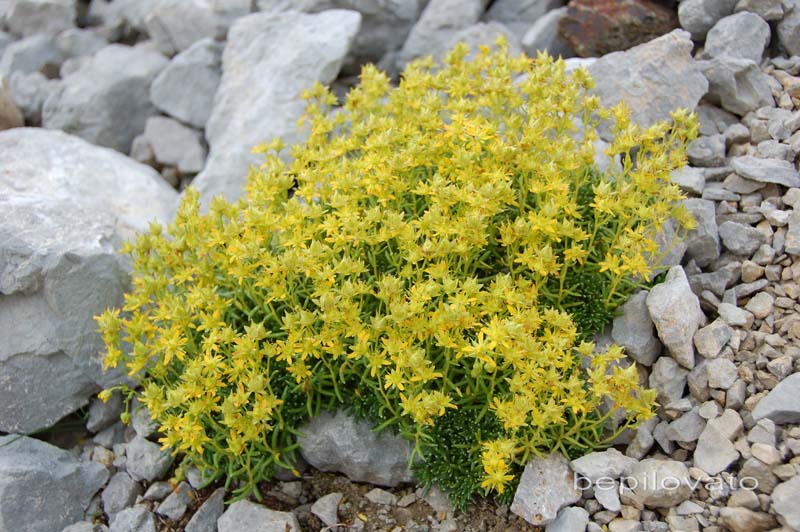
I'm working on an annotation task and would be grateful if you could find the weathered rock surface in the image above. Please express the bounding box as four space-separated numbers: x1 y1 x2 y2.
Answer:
398 0 485 68
0 435 109 532
677 0 737 40
299 410 413 486
612 290 661 366
699 57 775 116
772 475 800 530
149 38 222 129
0 128 175 434
646 266 706 369
193 9 360 205
5 0 76 37
142 116 206 174
730 156 800 188
43 44 167 153
521 6 573 59
558 0 678 58
752 372 800 423
185 487 225 532
217 500 300 532
701 11 770 63
587 30 707 141
627 459 692 508
511 453 581 526
485 0 564 39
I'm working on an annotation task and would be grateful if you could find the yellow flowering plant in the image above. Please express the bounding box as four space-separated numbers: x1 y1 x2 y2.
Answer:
97 39 697 507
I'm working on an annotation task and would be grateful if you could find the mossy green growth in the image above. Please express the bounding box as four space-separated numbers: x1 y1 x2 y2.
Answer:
96 39 698 505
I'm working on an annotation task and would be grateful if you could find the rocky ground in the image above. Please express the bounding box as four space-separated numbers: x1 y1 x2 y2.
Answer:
2 0 800 531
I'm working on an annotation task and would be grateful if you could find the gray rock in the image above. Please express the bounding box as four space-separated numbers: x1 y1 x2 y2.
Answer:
193 9 360 205
0 33 63 78
649 356 689 406
43 44 167 153
130 397 158 439
570 448 637 482
595 481 621 512
365 487 397 505
786 210 800 255
102 472 142 518
155 481 193 521
511 453 581 526
698 103 739 135
5 0 76 37
217 500 300 532
56 28 107 58
612 291 661 366
772 475 800 530
718 220 767 256
670 166 705 196
627 459 692 508
299 410 413 486
142 481 173 502
546 506 590 532
0 435 109 532
651 218 688 272
0 128 176 433
144 0 251 57
699 58 775 116
730 156 800 187
747 418 776 446
311 492 342 528
694 423 739 475
683 199 720 268
125 436 174 483
87 392 124 433
735 0 784 21
185 487 225 532
261 0 424 72
718 507 777 532
521 7 573 59
752 372 800 423
7 70 61 125
778 0 800 56
398 0 484 68
705 357 738 389
687 135 726 168
442 21 522 60
588 30 707 141
693 319 732 359
646 266 706 369
744 291 773 319
701 12 770 63
108 506 156 532
665 407 705 442
150 38 222 129
485 0 563 40
142 116 206 174
677 0 737 40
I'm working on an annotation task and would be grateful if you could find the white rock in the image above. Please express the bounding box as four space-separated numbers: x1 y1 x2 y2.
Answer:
588 30 707 141
218 500 300 532
310 492 342 528
193 9 360 205
772 475 800 530
143 116 206 174
546 506 590 532
646 266 706 369
705 357 738 389
752 372 800 424
627 459 692 508
511 453 581 526
150 38 222 129
570 448 637 482
5 0 76 37
701 12 770 63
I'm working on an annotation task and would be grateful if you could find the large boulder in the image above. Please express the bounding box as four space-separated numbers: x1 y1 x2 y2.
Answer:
42 44 167 153
0 128 177 434
298 410 413 486
0 435 109 532
587 29 708 141
192 9 360 205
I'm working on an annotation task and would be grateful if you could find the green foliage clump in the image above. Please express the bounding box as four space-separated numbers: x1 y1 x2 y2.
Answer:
97 40 698 505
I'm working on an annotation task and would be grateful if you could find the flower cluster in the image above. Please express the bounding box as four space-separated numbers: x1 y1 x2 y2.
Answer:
98 39 696 504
